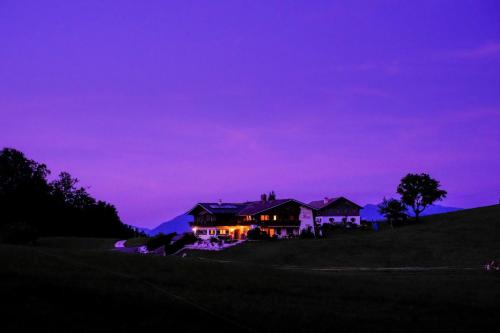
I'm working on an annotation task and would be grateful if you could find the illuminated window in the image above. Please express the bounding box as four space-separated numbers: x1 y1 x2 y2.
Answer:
209 229 216 235
245 215 252 221
218 229 227 235
260 215 270 221
273 215 278 221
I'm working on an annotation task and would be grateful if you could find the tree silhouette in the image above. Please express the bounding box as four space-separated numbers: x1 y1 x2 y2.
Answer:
0 147 142 242
378 197 408 228
0 148 51 228
397 173 447 222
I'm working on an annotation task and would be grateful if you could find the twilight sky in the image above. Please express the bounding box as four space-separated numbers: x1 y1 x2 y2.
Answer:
1 1 499 228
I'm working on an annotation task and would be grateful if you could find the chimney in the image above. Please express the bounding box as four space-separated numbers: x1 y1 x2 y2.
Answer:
260 193 267 203
323 197 329 204
268 191 276 201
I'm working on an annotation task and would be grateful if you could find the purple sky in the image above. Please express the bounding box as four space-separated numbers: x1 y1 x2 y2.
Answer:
1 1 499 228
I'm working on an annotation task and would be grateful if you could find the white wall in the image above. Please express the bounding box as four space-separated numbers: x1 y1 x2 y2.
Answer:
193 227 216 240
315 215 361 225
299 207 315 232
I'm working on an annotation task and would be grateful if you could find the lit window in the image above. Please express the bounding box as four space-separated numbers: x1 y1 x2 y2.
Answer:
245 215 252 221
209 229 216 235
273 215 278 221
260 215 270 221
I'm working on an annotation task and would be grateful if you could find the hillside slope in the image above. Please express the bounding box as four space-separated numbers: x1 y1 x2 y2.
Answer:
194 205 500 267
1 205 499 332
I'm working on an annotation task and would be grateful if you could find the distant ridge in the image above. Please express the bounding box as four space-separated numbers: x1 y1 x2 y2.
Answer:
361 203 462 221
137 227 151 235
145 214 194 236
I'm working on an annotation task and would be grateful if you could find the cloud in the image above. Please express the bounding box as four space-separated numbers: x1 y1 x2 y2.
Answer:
452 41 500 59
328 61 402 76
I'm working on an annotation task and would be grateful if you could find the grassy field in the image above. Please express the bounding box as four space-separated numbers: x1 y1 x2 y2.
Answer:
124 236 149 247
1 205 499 332
36 237 118 250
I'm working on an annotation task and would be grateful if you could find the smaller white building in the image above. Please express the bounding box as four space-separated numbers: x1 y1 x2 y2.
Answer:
309 196 362 226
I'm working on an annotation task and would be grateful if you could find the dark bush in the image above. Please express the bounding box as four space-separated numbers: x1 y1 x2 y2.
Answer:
299 228 315 239
0 222 38 245
319 224 333 238
217 235 231 241
165 232 197 255
345 222 359 229
146 233 176 251
247 227 269 240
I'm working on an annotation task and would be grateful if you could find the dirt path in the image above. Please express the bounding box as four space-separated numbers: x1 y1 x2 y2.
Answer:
114 240 126 248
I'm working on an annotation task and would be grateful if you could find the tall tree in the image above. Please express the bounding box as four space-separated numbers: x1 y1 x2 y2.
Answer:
378 197 408 228
0 148 51 226
396 173 447 222
50 172 95 208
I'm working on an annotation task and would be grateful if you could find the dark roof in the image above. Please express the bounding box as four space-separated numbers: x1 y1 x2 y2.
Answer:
238 199 294 215
309 196 361 210
309 197 340 209
186 203 247 215
187 199 313 216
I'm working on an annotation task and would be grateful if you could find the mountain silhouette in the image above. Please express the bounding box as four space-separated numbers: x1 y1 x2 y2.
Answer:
361 203 462 221
145 214 194 236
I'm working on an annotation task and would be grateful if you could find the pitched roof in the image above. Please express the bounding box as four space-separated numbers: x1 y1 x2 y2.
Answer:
187 199 313 216
186 203 247 215
309 197 340 209
238 199 294 215
308 196 361 210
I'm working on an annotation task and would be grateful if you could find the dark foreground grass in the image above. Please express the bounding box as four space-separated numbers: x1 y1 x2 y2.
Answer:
36 237 118 250
124 237 149 247
1 205 499 332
